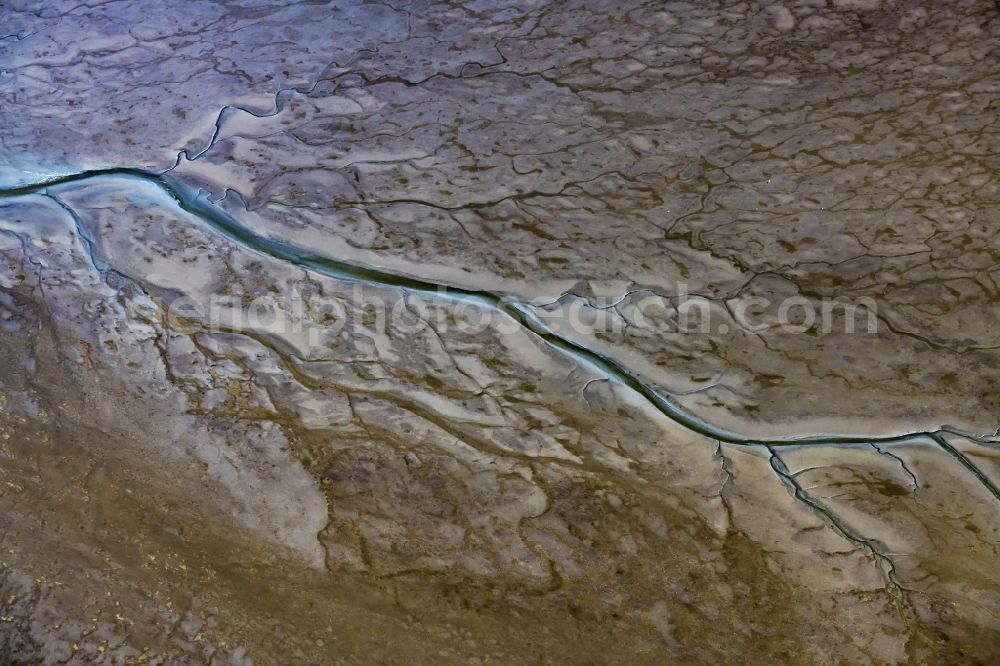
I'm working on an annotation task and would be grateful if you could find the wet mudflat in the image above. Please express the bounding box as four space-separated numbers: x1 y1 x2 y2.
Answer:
1 1 999 663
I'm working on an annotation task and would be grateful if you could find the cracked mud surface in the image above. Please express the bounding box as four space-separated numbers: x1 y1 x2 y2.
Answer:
1 0 999 663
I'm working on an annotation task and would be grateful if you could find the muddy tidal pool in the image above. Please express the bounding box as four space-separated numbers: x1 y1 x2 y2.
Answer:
1 0 999 663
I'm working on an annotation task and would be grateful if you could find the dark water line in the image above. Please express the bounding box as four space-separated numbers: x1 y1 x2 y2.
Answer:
2 167 999 495
41 192 108 275
767 447 909 612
